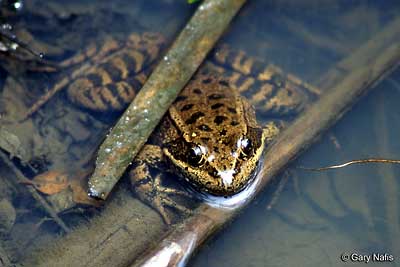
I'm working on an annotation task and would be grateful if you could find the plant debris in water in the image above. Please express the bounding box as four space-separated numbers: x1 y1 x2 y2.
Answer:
0 126 27 161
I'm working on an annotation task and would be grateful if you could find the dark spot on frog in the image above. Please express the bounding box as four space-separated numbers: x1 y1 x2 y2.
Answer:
175 95 188 102
231 120 239 126
218 80 229 87
208 94 225 100
220 129 227 136
214 115 227 125
198 124 212 132
193 88 202 94
203 78 212 84
228 107 236 114
201 137 210 142
211 103 224 109
181 104 194 111
185 111 205 124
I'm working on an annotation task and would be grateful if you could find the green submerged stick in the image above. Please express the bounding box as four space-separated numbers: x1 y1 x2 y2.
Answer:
88 0 247 199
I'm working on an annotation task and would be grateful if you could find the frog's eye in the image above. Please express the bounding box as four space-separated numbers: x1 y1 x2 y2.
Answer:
238 138 252 159
187 146 206 166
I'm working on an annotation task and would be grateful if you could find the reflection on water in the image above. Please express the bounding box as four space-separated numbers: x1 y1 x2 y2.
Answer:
0 0 399 266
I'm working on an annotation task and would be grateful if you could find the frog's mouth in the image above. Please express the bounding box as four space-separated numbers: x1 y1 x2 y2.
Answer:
163 144 264 197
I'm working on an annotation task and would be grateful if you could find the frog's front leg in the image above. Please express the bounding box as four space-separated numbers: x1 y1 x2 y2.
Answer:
128 144 192 225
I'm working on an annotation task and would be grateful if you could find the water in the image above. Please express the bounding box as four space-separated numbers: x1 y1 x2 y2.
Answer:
0 0 399 266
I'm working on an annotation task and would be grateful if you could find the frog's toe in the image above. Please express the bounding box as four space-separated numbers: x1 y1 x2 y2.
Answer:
152 197 174 225
160 196 193 215
152 195 193 225
155 178 191 198
160 187 192 198
131 170 193 224
138 187 193 225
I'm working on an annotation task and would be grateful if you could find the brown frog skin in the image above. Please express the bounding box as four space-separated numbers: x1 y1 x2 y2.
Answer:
25 33 318 223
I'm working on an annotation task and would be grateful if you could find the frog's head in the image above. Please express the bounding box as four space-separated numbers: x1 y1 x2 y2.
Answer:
164 76 277 196
164 125 267 196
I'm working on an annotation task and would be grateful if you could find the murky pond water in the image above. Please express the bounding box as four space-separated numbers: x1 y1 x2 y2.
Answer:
0 0 399 266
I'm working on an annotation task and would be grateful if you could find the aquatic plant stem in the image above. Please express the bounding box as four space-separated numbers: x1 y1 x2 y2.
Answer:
88 0 247 199
132 21 400 267
299 158 400 171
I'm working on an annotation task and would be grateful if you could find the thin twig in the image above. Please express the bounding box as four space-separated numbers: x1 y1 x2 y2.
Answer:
0 27 44 58
0 151 71 233
299 158 400 171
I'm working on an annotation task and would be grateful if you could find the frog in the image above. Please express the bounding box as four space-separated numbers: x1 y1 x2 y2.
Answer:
129 74 284 223
24 32 318 224
127 45 318 224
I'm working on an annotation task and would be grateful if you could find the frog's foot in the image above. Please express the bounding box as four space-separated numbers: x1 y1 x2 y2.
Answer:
129 145 193 224
131 169 192 225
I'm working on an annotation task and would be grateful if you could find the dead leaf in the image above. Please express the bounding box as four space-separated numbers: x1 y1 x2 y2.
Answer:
22 170 69 195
